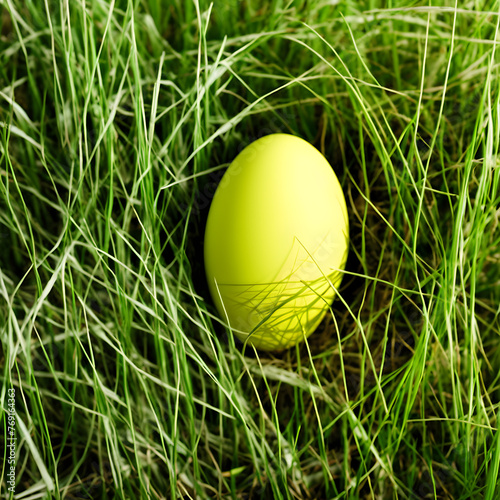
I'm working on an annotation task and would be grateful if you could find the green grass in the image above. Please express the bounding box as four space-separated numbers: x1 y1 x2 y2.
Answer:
1 0 500 498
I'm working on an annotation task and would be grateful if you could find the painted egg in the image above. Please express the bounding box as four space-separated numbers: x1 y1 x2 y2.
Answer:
204 133 349 351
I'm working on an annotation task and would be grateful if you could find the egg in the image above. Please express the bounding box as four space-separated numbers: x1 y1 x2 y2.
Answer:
204 133 349 351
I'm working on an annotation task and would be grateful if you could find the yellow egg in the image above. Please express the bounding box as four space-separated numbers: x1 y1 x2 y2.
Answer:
204 133 349 351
